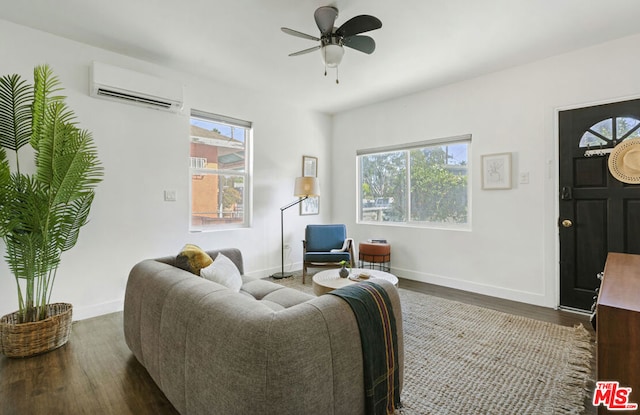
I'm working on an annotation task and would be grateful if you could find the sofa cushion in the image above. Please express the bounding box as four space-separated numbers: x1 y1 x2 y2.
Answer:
262 288 315 309
241 279 314 309
176 244 213 275
241 279 285 300
259 300 286 312
200 253 243 292
305 252 351 263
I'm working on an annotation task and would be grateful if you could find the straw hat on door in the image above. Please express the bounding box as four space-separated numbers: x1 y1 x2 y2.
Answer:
608 138 640 184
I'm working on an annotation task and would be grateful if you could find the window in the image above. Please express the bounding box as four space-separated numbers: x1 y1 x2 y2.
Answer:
358 135 470 228
579 116 640 148
189 110 251 231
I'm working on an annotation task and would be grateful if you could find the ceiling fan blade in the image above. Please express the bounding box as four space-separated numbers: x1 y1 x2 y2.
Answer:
336 15 382 38
288 45 321 57
314 6 338 35
281 27 319 42
344 35 376 54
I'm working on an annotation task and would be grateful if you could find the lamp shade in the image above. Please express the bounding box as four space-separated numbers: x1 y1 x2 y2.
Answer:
321 44 344 68
294 176 320 197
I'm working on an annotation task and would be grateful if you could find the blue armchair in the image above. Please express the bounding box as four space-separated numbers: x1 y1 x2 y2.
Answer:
303 224 354 284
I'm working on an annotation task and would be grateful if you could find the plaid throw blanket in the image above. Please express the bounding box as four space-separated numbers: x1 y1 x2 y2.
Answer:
329 281 401 415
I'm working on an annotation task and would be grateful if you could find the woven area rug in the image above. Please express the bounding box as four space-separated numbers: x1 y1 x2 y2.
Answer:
270 275 594 415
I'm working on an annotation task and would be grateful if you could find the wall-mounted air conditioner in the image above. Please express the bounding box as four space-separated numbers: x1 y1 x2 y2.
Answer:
89 61 184 113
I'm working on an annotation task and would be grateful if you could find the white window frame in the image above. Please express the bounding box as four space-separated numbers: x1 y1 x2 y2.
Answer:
189 109 252 232
357 134 471 230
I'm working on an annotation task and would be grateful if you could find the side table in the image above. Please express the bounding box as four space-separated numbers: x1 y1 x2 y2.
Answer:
358 242 391 272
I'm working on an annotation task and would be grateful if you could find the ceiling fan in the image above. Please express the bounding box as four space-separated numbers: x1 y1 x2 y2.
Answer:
281 6 382 83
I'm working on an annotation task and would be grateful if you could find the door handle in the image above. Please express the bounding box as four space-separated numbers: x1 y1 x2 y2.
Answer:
561 219 573 228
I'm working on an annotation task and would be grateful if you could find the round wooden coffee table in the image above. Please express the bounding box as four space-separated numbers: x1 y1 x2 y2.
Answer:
312 268 399 296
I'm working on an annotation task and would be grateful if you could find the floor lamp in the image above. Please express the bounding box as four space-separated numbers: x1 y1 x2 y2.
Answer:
272 176 320 279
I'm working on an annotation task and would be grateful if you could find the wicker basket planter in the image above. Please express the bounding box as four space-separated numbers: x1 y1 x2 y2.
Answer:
0 303 73 358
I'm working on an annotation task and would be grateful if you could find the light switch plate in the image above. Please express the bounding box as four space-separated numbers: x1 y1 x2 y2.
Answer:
164 190 177 201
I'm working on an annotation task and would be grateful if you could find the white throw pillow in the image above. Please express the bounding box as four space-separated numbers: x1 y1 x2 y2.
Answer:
200 253 242 292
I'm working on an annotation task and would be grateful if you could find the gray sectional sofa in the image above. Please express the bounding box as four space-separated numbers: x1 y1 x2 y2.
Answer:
123 248 404 415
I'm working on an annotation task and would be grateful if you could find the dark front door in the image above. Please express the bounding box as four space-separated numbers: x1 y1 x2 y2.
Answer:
559 98 640 310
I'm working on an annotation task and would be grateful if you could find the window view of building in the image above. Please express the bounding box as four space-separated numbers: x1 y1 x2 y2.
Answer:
189 110 251 231
358 136 470 227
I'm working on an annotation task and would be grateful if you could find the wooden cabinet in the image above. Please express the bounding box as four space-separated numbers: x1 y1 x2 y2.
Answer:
597 252 640 414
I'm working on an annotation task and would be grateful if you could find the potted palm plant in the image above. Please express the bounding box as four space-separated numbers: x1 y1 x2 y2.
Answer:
0 65 103 357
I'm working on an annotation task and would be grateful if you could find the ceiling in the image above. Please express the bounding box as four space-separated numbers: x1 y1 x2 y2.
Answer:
3 0 640 114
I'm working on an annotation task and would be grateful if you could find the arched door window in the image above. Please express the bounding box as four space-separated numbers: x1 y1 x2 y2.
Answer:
579 116 640 148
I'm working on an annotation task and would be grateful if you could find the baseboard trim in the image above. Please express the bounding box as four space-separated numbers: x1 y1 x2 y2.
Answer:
394 267 553 308
248 262 303 279
73 299 124 321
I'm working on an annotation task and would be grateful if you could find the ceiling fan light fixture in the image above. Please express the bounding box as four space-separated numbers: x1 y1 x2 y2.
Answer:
282 6 382 83
321 44 344 68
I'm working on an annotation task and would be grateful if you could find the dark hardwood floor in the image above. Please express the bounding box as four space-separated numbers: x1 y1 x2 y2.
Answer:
0 311 179 415
0 278 596 415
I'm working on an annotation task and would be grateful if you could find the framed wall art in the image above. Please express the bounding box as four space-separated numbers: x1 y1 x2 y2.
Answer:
300 195 319 215
301 155 319 215
481 152 512 190
302 155 317 177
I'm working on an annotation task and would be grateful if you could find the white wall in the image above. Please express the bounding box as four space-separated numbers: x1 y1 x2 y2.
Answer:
3 20 639 320
332 33 640 308
0 19 332 320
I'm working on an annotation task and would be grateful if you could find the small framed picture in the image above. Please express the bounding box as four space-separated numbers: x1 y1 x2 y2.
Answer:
300 196 319 215
302 155 317 178
301 155 319 215
482 153 512 190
